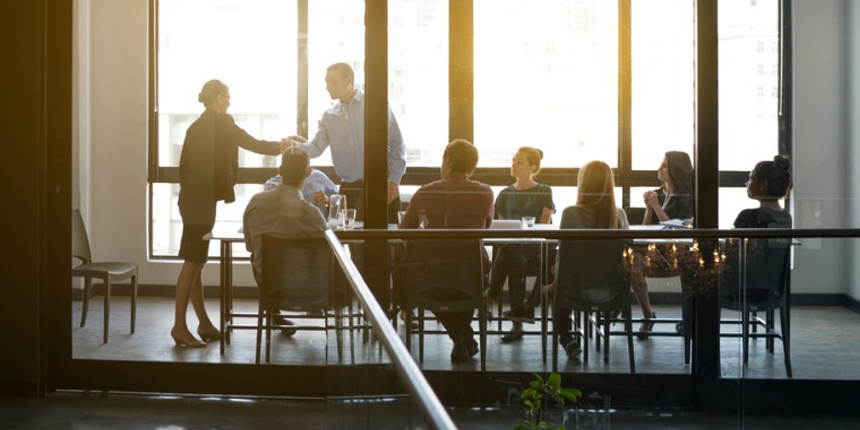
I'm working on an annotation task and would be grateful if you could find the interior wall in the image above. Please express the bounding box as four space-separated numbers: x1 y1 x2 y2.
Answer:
846 0 860 301
789 0 850 294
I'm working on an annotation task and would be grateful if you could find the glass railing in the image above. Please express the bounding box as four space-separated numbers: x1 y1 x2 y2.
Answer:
324 229 457 430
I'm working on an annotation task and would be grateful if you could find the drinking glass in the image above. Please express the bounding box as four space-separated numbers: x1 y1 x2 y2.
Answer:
343 209 357 229
328 194 347 227
397 211 406 225
521 216 536 227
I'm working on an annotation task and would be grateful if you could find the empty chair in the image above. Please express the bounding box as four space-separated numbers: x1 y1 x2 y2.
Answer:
552 238 635 373
71 209 138 343
400 239 488 370
257 236 350 364
720 237 792 377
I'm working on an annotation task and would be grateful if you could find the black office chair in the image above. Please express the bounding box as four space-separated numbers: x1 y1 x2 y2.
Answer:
400 239 488 370
552 238 636 373
719 237 792 377
257 236 351 364
71 209 138 343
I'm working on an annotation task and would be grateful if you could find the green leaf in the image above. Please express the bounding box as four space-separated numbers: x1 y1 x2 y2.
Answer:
525 400 535 409
560 388 582 403
548 373 562 388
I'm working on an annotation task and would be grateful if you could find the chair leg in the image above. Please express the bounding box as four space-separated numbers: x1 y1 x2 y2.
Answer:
405 307 412 352
780 306 792 378
336 308 344 364
80 278 92 328
130 275 138 334
255 304 264 364
480 303 487 372
103 279 112 344
766 310 775 353
751 311 758 334
603 311 610 364
742 310 750 366
497 293 503 331
551 305 559 373
266 308 272 363
595 312 602 353
419 309 425 364
625 306 635 374
541 293 548 367
582 311 589 364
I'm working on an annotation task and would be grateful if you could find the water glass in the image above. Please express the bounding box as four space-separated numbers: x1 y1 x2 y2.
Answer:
521 216 536 227
343 209 357 229
328 194 347 226
397 210 406 225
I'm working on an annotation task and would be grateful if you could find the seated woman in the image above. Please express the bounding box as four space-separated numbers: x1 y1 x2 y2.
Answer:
545 160 630 358
491 147 555 343
721 155 793 308
631 151 694 339
734 155 792 229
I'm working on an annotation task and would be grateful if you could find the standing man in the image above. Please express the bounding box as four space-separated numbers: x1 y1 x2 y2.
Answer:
287 62 406 221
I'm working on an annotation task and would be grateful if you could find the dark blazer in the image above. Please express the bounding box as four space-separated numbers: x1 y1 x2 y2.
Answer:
178 109 281 226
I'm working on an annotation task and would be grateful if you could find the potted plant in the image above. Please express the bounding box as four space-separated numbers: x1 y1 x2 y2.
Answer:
514 373 582 430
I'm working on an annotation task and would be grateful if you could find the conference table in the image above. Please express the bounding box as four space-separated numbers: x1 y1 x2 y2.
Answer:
205 223 697 356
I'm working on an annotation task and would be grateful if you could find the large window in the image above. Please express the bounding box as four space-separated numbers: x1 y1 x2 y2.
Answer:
149 0 787 256
631 0 695 171
152 0 298 257
474 0 618 168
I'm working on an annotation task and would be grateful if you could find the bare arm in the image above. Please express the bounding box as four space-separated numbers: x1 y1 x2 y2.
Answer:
539 207 553 224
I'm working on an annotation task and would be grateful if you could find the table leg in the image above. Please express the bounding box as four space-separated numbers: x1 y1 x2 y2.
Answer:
220 240 227 356
226 241 233 345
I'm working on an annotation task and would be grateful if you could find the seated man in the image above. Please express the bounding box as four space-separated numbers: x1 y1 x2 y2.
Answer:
399 139 494 362
265 166 339 215
244 147 329 334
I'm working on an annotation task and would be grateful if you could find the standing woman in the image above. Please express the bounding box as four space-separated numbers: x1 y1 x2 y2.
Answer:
171 79 285 347
632 151 693 338
492 147 555 343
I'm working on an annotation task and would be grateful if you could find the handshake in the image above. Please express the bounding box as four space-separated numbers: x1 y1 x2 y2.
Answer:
278 135 307 152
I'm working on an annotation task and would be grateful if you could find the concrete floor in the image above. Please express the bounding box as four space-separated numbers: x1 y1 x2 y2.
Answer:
2 392 859 430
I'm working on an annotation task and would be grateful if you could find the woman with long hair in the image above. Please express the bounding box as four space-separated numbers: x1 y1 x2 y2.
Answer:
642 151 694 225
633 151 694 338
172 79 286 347
547 160 629 358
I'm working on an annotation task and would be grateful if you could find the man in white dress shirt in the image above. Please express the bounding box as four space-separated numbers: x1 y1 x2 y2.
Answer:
286 62 406 221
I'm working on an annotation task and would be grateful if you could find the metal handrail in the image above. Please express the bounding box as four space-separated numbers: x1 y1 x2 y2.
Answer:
323 230 458 430
334 228 860 240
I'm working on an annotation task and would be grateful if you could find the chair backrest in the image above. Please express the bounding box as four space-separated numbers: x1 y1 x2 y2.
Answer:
721 238 791 308
261 236 346 311
403 239 484 312
72 209 92 264
556 239 631 306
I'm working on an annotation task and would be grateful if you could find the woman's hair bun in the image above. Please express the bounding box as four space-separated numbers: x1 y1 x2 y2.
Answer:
536 148 544 159
773 154 791 172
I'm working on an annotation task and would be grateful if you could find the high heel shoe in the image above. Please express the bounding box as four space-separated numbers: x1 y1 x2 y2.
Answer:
197 325 222 342
637 312 657 340
171 328 206 348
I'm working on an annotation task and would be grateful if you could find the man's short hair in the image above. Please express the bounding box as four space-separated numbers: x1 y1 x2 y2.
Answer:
327 62 355 84
443 139 479 175
279 147 310 187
